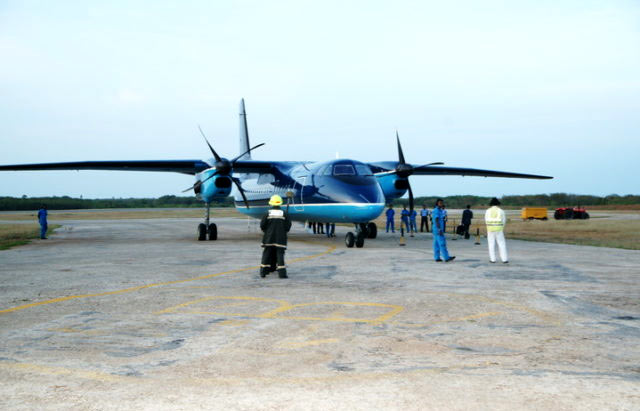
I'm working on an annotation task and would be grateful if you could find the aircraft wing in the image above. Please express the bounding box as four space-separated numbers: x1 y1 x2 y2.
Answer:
0 160 210 175
410 165 552 179
0 159 281 175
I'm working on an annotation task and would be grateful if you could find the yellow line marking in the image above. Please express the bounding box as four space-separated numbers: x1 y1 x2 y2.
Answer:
280 338 339 348
0 361 127 383
259 301 405 325
0 242 336 315
47 327 82 333
454 311 503 322
154 296 290 315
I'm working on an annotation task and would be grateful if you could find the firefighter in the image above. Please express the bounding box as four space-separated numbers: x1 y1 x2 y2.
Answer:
432 199 455 262
485 197 508 263
260 195 292 278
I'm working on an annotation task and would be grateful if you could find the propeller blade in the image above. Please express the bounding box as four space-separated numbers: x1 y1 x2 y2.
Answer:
198 125 222 162
230 142 265 164
396 131 406 165
231 177 250 208
407 179 414 212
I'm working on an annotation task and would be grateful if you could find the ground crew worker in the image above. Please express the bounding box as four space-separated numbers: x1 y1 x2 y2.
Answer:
385 205 395 233
401 205 410 233
37 204 48 239
260 195 292 278
432 199 455 262
420 205 430 232
485 197 508 263
461 204 473 239
409 208 417 236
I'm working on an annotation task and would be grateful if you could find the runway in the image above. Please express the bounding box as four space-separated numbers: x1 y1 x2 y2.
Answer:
1 217 639 410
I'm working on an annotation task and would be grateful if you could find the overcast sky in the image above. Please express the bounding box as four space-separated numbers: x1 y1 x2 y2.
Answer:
1 0 638 199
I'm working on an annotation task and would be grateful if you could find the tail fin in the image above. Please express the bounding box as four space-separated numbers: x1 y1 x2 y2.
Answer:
238 98 251 160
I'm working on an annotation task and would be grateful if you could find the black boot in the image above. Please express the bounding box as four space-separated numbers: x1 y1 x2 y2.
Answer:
278 269 288 279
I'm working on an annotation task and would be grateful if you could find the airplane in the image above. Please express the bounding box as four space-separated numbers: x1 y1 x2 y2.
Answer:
0 99 552 248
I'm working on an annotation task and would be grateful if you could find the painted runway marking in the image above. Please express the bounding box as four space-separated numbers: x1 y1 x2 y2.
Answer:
156 296 405 325
0 242 337 315
280 338 339 348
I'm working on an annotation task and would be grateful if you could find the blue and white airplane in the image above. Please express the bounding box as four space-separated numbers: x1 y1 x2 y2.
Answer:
0 99 552 247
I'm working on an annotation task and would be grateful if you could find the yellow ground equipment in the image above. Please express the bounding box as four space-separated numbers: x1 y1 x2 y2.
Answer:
521 207 548 220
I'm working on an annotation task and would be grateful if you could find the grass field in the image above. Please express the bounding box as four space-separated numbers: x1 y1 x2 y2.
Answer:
372 212 640 251
1 208 638 251
0 224 61 250
0 208 240 221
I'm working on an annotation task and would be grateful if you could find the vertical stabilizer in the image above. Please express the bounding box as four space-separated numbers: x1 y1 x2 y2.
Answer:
238 98 251 160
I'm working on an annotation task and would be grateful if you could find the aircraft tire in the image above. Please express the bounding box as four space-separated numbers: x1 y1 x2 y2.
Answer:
355 232 365 248
366 222 377 239
345 232 355 248
208 223 217 240
197 223 207 241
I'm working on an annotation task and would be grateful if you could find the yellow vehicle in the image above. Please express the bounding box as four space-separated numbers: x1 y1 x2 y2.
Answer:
521 207 548 220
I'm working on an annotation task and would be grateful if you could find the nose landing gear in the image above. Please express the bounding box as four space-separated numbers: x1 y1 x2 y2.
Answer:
198 203 217 241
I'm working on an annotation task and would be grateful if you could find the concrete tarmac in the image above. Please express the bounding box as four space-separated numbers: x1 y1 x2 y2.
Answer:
1 217 639 410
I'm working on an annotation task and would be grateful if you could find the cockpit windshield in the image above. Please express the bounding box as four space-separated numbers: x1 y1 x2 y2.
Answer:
333 164 356 176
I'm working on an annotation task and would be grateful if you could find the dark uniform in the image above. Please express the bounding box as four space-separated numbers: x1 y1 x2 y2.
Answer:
462 207 473 239
260 206 292 278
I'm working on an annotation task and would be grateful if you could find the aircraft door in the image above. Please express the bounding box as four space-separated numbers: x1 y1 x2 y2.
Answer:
294 177 305 211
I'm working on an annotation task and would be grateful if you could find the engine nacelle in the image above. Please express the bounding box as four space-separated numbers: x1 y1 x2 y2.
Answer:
376 174 408 202
197 171 232 201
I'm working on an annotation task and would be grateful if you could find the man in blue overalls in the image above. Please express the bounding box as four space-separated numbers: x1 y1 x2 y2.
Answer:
409 207 417 237
432 199 455 262
401 205 410 234
37 204 48 239
385 205 395 233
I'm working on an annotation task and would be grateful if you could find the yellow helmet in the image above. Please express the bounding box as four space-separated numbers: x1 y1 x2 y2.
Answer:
269 194 283 206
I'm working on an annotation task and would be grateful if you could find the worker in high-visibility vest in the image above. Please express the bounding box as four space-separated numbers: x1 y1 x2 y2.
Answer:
485 197 508 263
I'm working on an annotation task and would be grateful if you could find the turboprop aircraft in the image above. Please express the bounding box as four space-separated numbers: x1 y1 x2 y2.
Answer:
0 99 552 248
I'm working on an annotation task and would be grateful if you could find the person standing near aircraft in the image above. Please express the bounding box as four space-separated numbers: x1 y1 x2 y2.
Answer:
461 204 473 239
260 195 292 278
432 199 455 262
409 208 417 237
385 205 395 233
442 205 448 233
485 197 508 263
420 205 430 232
37 204 48 239
401 205 410 234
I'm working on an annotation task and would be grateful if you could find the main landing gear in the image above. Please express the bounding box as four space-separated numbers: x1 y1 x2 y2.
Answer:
345 222 377 248
197 203 217 241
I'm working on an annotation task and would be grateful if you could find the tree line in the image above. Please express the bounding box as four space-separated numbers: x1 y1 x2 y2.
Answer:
0 193 638 211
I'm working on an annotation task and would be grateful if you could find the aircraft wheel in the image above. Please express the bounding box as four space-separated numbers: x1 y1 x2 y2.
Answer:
208 223 217 240
197 223 207 241
345 232 355 248
355 232 365 248
366 222 377 239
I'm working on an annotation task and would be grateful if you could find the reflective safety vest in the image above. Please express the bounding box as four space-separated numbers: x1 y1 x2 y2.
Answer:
485 206 505 232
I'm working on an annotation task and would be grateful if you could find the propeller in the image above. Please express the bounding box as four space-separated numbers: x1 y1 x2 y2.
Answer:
183 126 265 208
393 131 444 212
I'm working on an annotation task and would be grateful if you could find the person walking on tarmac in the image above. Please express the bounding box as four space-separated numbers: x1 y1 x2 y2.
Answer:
385 205 395 233
401 205 410 234
420 205 430 232
461 204 473 239
485 198 508 263
432 199 455 262
37 204 48 239
260 195 292 278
